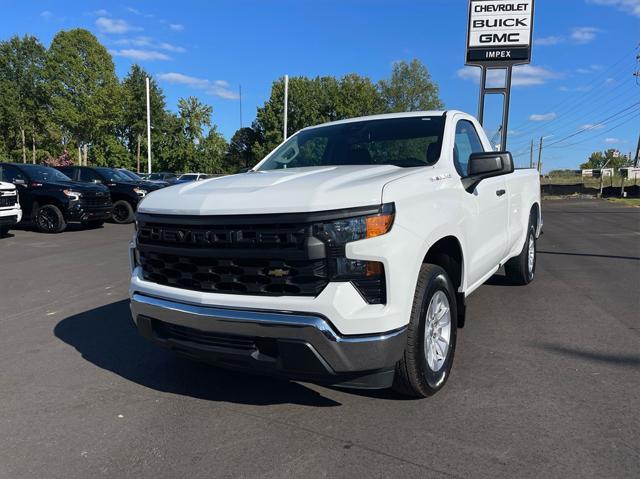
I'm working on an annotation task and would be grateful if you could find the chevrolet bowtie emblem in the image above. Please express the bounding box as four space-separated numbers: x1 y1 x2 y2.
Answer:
267 268 290 278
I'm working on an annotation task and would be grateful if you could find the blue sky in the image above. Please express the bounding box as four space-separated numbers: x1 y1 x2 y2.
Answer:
3 0 639 171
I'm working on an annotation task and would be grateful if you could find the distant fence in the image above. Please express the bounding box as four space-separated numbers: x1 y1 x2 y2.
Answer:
541 183 640 198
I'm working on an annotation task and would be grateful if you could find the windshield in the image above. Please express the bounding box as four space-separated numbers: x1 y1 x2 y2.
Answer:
22 165 72 182
148 173 170 180
257 116 445 171
178 174 198 181
120 170 142 180
95 168 131 182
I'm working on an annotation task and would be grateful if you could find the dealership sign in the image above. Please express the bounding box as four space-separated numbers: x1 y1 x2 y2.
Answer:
466 0 535 65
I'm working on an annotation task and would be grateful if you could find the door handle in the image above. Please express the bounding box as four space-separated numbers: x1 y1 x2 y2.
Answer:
496 189 506 197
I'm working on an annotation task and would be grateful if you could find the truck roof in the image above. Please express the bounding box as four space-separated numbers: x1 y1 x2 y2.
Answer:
302 110 463 131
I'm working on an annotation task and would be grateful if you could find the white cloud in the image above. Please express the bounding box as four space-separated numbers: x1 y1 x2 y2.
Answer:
110 49 170 61
604 77 617 85
529 113 557 121
158 72 239 99
127 7 141 15
96 17 142 34
559 85 593 92
581 123 605 130
571 27 600 43
456 65 560 87
604 137 620 144
169 23 185 32
93 9 110 16
586 0 640 17
41 10 53 18
535 35 564 46
113 37 185 53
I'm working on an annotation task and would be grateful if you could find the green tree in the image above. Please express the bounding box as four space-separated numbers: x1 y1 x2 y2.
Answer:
580 149 630 171
226 127 260 171
378 59 443 113
45 29 119 165
199 126 229 173
178 96 213 142
0 35 48 163
120 65 166 171
253 74 384 159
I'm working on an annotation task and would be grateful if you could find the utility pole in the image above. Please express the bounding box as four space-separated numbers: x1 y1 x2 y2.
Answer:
634 134 640 168
529 139 534 168
146 77 152 174
283 74 289 141
537 136 544 173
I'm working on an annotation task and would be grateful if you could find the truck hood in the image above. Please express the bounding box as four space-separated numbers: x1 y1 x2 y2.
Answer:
139 165 414 215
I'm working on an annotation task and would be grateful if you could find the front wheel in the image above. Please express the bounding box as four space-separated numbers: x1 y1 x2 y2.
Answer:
505 224 536 285
0 226 8 237
111 200 134 224
34 204 66 233
393 264 457 398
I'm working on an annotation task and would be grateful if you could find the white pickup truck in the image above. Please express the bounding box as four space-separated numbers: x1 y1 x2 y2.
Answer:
0 180 22 237
129 111 541 397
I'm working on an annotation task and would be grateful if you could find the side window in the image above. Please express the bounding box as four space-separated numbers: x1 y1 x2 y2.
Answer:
453 120 484 177
78 168 102 183
57 167 74 179
0 165 26 183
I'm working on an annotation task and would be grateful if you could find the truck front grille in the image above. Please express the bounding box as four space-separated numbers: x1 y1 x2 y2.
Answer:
139 251 327 296
136 216 329 297
0 195 17 207
80 195 112 207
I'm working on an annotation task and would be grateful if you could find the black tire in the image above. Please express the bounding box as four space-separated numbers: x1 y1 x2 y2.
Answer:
111 200 134 224
505 223 537 286
34 204 66 233
0 226 8 237
81 219 105 229
393 264 458 398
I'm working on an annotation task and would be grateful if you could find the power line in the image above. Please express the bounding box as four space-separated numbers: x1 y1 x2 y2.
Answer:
511 101 640 158
509 44 639 134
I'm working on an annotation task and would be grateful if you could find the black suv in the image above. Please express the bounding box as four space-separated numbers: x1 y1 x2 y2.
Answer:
0 163 112 233
57 166 162 224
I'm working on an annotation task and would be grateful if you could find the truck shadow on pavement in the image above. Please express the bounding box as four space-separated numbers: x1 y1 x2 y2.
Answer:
54 300 342 407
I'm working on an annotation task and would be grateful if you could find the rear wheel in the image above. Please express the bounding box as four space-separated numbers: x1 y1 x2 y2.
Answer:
393 264 457 398
505 222 536 286
0 226 8 237
34 204 66 233
111 200 134 224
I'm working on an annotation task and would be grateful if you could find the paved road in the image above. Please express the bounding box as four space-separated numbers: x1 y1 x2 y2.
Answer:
1 199 639 479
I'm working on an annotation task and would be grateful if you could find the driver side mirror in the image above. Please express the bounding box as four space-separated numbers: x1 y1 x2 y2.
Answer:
463 151 514 192
13 178 26 185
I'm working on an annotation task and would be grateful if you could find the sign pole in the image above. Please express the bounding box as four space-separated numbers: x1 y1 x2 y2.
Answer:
501 65 513 151
466 0 535 153
146 77 152 174
478 66 487 125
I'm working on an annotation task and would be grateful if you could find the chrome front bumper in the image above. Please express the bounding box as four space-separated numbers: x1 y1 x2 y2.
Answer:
130 293 407 388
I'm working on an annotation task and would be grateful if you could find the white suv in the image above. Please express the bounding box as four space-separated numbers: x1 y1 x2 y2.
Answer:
0 180 22 237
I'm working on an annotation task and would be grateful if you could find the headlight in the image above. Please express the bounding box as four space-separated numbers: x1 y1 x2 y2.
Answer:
315 204 394 244
314 204 394 304
133 187 147 197
63 189 81 200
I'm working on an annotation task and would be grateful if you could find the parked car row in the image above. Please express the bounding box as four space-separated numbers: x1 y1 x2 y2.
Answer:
0 163 166 234
0 164 216 236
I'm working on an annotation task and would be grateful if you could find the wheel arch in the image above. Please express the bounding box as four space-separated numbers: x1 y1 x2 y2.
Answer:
422 235 466 328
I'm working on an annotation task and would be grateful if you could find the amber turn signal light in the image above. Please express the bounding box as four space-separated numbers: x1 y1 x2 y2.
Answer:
365 213 394 239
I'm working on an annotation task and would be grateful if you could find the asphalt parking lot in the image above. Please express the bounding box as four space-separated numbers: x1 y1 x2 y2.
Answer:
1 198 638 479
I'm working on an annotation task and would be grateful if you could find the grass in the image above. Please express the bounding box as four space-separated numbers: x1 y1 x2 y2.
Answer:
605 198 640 207
541 176 639 188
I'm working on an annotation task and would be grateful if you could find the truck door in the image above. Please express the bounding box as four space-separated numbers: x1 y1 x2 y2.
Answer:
453 120 509 287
